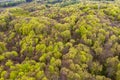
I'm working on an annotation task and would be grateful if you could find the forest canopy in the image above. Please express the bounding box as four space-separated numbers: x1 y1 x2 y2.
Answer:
0 0 116 7
0 1 120 80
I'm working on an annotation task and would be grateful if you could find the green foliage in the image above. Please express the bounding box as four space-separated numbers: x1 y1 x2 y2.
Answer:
5 60 13 67
0 2 120 80
42 77 48 80
90 61 103 75
3 51 18 58
1 71 7 78
36 44 46 53
10 71 17 79
48 65 55 73
0 42 6 53
61 30 71 41
36 71 44 79
0 55 5 61
76 25 88 37
39 53 47 62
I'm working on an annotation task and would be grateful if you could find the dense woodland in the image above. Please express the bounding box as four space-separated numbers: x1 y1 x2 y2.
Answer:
0 0 116 7
0 0 25 7
0 1 120 80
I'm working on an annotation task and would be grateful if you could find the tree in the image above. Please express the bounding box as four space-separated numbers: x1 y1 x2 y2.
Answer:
0 42 6 54
61 30 71 41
